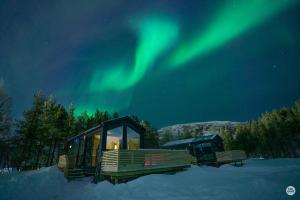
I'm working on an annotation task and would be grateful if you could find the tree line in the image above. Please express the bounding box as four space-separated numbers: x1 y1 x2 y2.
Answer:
0 85 159 171
1 80 299 171
221 100 300 158
160 126 193 145
0 80 12 171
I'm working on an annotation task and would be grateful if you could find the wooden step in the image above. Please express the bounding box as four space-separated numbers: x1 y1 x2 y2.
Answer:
68 169 84 173
68 174 85 179
65 168 85 180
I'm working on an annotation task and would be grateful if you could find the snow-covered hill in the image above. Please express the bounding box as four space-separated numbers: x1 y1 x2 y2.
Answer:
158 121 243 138
1 158 299 200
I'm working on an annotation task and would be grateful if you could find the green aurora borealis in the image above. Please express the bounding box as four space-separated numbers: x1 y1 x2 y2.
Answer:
90 16 179 92
1 0 300 126
169 0 297 67
82 0 297 116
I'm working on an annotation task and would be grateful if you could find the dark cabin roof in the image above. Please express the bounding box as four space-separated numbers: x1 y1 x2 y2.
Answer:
66 116 145 143
162 134 221 148
193 134 220 143
162 138 195 147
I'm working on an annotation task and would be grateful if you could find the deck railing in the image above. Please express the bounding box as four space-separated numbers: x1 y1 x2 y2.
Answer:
216 150 247 163
101 149 192 173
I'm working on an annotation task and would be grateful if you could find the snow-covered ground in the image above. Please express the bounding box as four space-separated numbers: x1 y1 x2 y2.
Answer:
0 168 14 174
0 158 299 200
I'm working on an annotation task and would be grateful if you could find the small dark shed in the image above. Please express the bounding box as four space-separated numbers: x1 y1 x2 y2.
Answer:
66 116 145 169
162 134 224 162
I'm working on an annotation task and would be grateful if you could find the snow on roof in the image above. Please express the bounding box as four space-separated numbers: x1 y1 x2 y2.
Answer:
162 138 195 147
162 134 219 147
193 134 219 142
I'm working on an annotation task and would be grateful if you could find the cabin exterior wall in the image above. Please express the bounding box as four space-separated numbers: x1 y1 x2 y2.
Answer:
65 117 145 169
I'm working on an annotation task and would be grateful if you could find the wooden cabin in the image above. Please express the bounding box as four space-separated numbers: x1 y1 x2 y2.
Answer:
61 116 191 182
65 116 145 170
162 134 247 165
162 134 224 163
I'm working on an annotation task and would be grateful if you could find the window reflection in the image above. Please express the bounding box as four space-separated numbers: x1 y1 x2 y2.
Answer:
92 133 101 166
77 137 85 166
106 127 123 150
85 135 93 165
127 127 140 150
85 132 101 167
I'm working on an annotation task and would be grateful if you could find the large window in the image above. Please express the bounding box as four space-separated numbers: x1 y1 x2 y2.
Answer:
92 133 101 166
127 127 140 150
76 137 85 166
85 135 93 166
106 127 123 150
85 132 102 167
196 143 212 154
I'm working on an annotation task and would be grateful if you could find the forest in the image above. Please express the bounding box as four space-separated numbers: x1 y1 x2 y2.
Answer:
221 100 300 158
160 100 300 158
0 83 159 171
1 80 300 171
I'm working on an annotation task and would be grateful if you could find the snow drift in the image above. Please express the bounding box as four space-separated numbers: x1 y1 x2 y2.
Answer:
0 158 299 200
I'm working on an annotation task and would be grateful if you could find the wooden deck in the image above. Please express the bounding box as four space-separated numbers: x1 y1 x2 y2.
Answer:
101 149 192 181
60 149 192 181
216 150 247 164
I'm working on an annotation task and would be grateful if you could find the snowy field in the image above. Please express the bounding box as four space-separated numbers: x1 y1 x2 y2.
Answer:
0 158 299 200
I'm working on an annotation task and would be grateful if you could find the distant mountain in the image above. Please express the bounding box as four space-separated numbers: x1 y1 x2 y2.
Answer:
158 121 244 139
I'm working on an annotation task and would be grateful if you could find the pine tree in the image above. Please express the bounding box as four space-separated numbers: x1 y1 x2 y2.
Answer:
140 120 159 148
182 127 192 139
161 129 174 144
220 128 235 151
16 92 45 168
67 103 76 137
0 80 12 170
75 111 90 133
112 112 119 119
0 80 12 138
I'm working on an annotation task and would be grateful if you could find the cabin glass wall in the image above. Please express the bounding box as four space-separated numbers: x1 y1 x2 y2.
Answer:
76 137 85 166
195 143 216 162
106 127 123 150
84 132 102 167
127 127 140 150
92 133 101 166
85 135 93 167
215 140 224 151
197 143 213 154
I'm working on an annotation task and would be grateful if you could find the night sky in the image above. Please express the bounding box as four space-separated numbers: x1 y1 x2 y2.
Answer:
1 0 300 127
